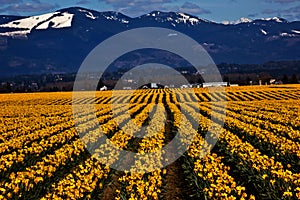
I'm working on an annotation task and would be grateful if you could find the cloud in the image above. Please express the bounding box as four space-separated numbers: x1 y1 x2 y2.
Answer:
101 0 172 8
247 13 259 18
262 5 300 21
98 0 173 16
76 0 90 5
0 2 59 14
178 2 211 15
266 0 298 3
262 9 278 15
98 0 210 16
0 0 22 3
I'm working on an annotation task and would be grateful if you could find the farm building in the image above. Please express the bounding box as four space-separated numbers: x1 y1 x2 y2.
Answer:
202 82 228 87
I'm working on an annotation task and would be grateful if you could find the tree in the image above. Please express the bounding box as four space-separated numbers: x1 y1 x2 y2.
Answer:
223 75 229 83
290 74 299 84
282 75 289 84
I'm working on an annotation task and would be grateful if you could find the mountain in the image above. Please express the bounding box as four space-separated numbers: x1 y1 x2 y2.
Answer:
0 7 299 77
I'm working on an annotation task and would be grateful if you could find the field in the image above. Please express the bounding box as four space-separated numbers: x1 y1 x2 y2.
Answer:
0 85 300 200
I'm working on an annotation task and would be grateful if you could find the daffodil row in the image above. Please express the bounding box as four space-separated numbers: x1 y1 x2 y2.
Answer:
77 103 134 145
0 104 117 174
0 105 71 139
179 103 253 200
0 126 79 175
117 103 167 200
193 153 253 200
186 102 300 199
78 102 159 169
0 138 86 199
232 100 300 129
201 103 300 157
0 104 114 155
42 130 133 200
223 102 300 141
43 102 146 199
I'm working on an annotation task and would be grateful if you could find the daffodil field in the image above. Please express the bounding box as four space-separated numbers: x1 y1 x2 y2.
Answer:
0 85 300 199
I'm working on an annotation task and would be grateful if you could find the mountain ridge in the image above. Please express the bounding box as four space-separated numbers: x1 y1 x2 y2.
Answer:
1 7 297 38
0 7 299 77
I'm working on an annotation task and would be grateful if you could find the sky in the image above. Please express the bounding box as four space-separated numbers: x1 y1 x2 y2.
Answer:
0 0 299 22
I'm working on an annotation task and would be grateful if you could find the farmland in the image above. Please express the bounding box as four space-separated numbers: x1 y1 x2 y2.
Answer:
0 85 300 199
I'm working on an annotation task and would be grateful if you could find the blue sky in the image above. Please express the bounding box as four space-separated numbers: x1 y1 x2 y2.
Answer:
0 0 299 22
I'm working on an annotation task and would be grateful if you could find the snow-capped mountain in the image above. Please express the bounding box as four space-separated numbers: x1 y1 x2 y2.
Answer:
0 7 299 76
0 12 74 36
138 11 211 26
222 17 253 25
222 17 289 25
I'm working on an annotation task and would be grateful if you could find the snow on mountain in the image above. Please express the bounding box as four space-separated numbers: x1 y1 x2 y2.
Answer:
234 17 253 24
221 17 253 25
221 17 289 25
97 11 130 24
221 21 230 25
0 12 55 29
0 12 56 36
36 13 74 29
260 29 267 35
121 19 129 24
222 17 253 25
0 12 74 37
280 32 297 37
292 30 300 34
260 17 285 23
175 12 211 24
175 13 200 25
143 11 208 25
0 29 28 37
78 8 97 20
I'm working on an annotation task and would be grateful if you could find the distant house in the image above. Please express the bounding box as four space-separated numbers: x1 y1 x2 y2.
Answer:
181 71 188 74
151 83 158 89
100 86 107 91
180 85 189 88
180 84 201 88
270 79 276 84
139 83 164 89
202 82 228 87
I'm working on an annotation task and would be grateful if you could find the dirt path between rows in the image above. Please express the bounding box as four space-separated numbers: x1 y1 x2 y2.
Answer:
163 157 193 200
